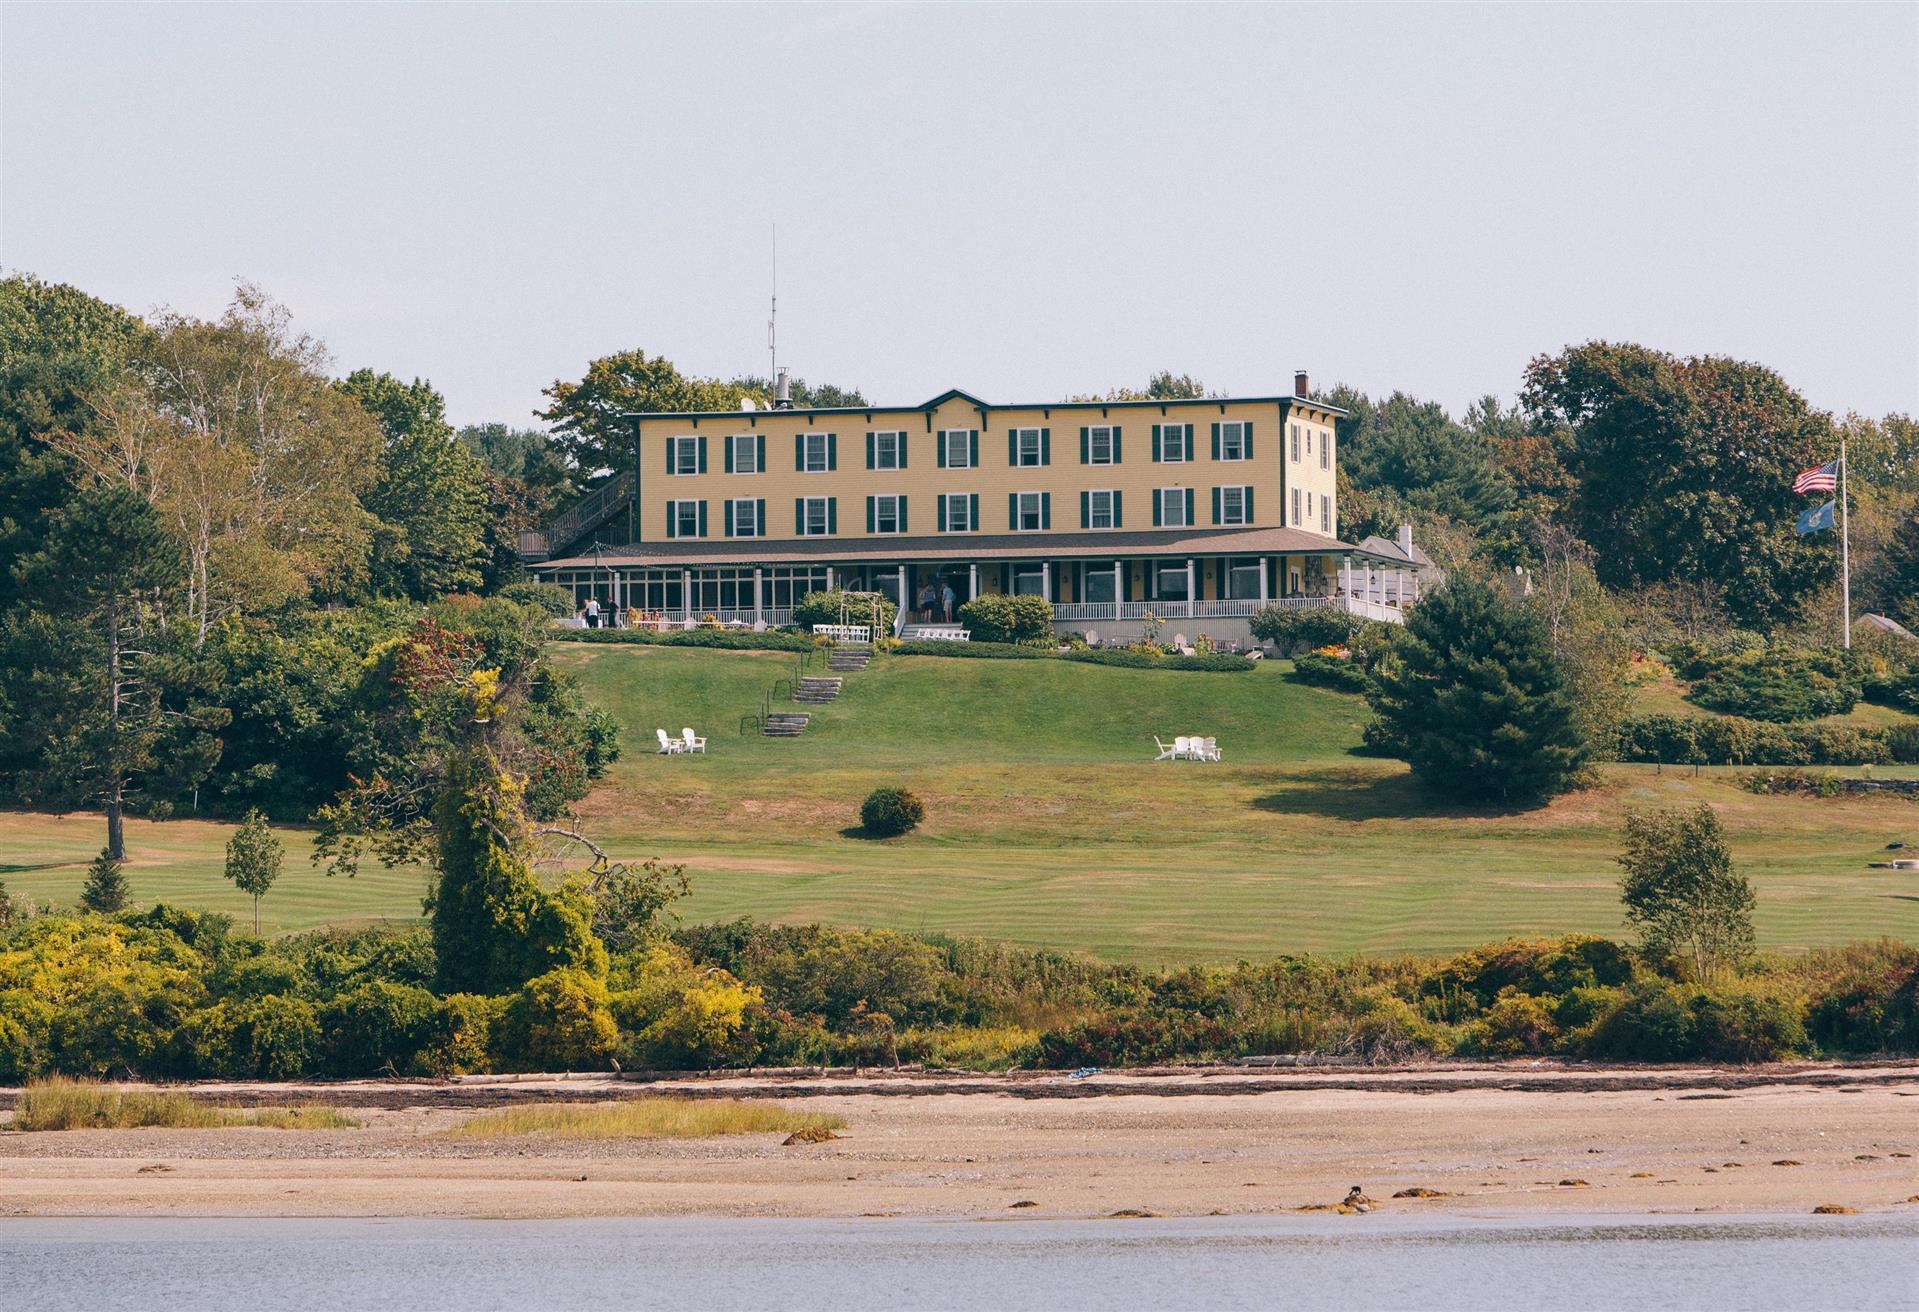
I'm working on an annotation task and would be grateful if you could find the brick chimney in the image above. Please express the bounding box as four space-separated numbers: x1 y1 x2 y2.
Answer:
1294 370 1310 398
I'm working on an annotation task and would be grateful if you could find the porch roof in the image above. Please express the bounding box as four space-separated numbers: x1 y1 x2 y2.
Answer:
534 526 1396 571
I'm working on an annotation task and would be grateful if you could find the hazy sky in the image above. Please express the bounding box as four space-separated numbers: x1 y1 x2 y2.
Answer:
3 3 1914 428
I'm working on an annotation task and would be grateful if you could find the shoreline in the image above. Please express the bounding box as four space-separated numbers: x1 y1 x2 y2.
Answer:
4 1066 1917 1221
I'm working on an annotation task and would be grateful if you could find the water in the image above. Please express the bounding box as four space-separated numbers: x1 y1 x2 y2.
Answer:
2 1214 1914 1311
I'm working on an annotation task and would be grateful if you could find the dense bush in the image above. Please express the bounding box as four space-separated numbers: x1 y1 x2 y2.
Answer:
892 640 1252 672
495 581 577 618
956 593 1054 644
860 786 924 837
1687 650 1859 722
1614 713 1900 766
893 639 1049 660
791 588 897 637
1249 605 1359 654
548 627 816 652
497 967 619 1071
1289 650 1371 692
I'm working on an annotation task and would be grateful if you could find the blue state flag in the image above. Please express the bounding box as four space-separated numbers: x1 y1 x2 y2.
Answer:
1796 499 1836 534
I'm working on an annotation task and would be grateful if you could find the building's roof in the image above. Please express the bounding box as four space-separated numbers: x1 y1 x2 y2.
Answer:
620 389 1348 423
535 526 1394 571
1357 534 1438 569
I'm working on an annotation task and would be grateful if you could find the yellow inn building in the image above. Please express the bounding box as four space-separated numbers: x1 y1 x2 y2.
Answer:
531 372 1416 642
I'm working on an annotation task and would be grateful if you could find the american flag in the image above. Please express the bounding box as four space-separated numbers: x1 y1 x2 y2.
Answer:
1793 458 1839 495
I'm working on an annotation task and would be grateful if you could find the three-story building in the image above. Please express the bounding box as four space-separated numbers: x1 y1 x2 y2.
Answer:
533 371 1412 642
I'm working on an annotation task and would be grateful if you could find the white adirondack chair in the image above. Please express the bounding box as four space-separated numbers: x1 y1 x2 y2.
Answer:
1153 735 1179 761
681 727 706 754
656 728 683 755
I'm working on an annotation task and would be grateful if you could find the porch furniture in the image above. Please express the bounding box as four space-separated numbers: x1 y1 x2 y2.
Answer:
1199 737 1222 762
1153 735 1179 761
681 727 707 754
656 729 684 754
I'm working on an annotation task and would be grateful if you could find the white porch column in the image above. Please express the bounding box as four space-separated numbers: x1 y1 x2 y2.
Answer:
753 568 764 623
1340 555 1351 598
681 569 693 621
897 564 907 618
969 562 979 600
1041 560 1051 602
825 565 835 591
1258 554 1268 607
1113 560 1124 618
1185 558 1196 616
1398 568 1408 607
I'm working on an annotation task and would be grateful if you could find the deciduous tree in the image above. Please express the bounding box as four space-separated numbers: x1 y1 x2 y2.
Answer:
1617 804 1755 981
225 808 283 934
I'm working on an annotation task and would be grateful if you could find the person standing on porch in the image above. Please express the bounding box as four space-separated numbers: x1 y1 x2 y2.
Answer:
941 582 956 622
584 595 601 628
918 583 935 623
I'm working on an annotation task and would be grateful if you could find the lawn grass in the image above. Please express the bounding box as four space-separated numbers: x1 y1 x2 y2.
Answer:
11 1079 358 1131
442 1098 844 1140
5 644 1919 964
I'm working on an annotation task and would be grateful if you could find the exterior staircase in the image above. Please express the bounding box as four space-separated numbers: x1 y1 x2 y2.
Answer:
794 676 844 704
762 711 812 738
827 645 873 672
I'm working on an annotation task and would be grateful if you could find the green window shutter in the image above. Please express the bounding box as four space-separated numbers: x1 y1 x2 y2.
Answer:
1211 423 1220 460
1153 489 1162 526
698 436 708 473
1185 489 1196 524
697 501 707 536
827 433 837 471
1008 492 1018 529
1080 490 1090 527
756 434 766 470
724 437 734 474
795 497 804 533
1152 425 1162 462
1113 489 1123 528
1080 426 1089 463
1008 431 1017 465
937 434 947 469
898 433 908 469
665 438 675 474
969 493 978 529
899 497 908 533
755 499 765 536
1212 486 1222 524
866 432 875 470
938 494 948 532
665 501 677 538
794 435 804 470
1244 423 1254 459
724 501 734 537
969 431 978 467
827 498 838 534
866 496 875 533
1112 426 1122 463
1246 487 1255 522
1040 428 1050 465
1041 492 1051 529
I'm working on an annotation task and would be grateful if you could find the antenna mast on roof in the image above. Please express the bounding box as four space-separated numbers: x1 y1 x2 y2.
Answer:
767 223 777 386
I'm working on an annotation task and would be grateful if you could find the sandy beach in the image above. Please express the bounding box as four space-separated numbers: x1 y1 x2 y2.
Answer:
4 1064 1916 1220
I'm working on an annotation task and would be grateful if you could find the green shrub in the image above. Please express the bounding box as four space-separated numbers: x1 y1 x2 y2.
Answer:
1803 941 1919 1054
1688 652 1859 722
178 994 322 1079
1883 719 1919 764
1061 649 1254 672
0 990 52 1082
1615 714 1892 766
496 581 577 618
425 992 503 1075
1250 605 1358 653
1575 980 1805 1063
548 628 814 652
1289 650 1370 692
956 593 1054 643
319 980 443 1075
1463 991 1558 1055
860 786 924 837
497 968 618 1071
791 588 897 637
894 639 1048 660
1738 767 1843 797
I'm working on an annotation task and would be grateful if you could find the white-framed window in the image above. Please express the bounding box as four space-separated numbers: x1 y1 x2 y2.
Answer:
1218 421 1250 461
1155 563 1190 600
871 430 904 471
670 435 701 475
1014 490 1046 531
728 498 761 537
1321 497 1331 533
1320 428 1331 470
942 429 975 468
941 493 976 532
1087 425 1117 464
729 433 759 474
1156 487 1193 527
1087 489 1118 529
1156 423 1190 462
1227 557 1264 600
800 432 831 473
1290 422 1301 461
871 494 905 534
1291 486 1303 526
799 495 833 536
1217 485 1252 525
1013 427 1045 467
669 499 704 538
1013 564 1048 597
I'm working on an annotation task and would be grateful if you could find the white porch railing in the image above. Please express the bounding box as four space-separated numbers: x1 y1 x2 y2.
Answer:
1049 594 1406 625
624 606 793 628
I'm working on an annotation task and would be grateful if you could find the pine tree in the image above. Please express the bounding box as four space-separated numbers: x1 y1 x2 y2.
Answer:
1366 575 1590 805
79 847 129 913
225 808 283 935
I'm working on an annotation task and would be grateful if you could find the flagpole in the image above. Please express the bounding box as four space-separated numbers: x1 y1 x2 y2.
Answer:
1841 436 1851 649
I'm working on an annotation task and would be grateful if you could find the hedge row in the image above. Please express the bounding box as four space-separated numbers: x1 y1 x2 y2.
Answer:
548 628 817 652
1614 712 1919 766
893 639 1253 672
